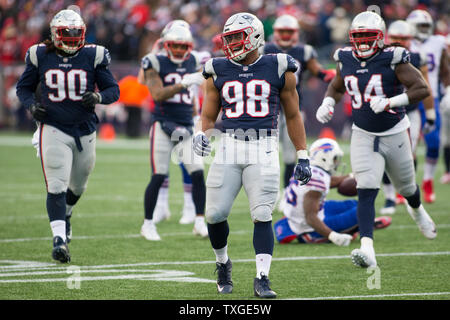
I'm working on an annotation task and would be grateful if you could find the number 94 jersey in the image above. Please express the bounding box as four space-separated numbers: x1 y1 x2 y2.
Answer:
335 46 410 133
202 54 298 132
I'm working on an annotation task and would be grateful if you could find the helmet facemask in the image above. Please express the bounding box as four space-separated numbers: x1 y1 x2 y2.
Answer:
274 28 298 48
349 29 384 59
164 41 193 64
222 27 254 61
52 26 86 54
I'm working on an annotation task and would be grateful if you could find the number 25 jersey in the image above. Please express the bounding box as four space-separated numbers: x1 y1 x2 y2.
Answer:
202 54 298 132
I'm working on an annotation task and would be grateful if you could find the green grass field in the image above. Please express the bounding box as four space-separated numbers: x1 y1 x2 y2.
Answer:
0 131 449 301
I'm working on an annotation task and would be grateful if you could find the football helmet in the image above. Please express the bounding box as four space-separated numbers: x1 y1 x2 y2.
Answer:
163 25 194 64
406 9 433 42
221 12 264 61
349 11 386 59
273 14 299 48
309 138 344 175
387 20 412 48
50 9 86 54
161 19 190 38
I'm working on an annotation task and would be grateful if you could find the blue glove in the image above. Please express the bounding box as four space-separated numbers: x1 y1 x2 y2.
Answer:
294 158 312 185
422 119 435 135
193 132 211 157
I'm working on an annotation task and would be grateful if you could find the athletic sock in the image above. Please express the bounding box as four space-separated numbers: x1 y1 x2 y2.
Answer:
144 174 167 220
356 189 378 239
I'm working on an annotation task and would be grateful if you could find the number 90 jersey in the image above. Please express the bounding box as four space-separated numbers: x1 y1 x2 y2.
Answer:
202 54 298 132
335 46 410 133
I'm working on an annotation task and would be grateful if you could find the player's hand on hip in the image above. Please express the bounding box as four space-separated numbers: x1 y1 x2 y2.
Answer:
193 131 211 157
181 72 204 89
82 92 101 111
328 231 353 246
294 157 311 185
369 96 390 114
316 97 335 123
29 102 47 122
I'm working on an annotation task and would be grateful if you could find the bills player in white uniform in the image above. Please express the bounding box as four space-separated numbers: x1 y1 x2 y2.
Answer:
407 9 450 201
137 20 211 226
275 138 391 245
194 13 311 298
316 11 436 268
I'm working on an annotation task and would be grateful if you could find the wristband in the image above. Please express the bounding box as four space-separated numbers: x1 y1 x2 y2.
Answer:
425 108 436 121
297 149 308 160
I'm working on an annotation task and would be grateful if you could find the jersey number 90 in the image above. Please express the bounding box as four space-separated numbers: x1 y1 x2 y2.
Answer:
222 80 271 118
45 69 87 102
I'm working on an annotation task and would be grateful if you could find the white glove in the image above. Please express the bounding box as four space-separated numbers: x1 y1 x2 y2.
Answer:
328 231 353 246
316 97 335 123
181 72 204 89
441 86 450 116
369 96 390 114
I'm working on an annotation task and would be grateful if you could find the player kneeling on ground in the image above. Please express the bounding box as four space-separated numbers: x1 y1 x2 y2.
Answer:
274 138 391 245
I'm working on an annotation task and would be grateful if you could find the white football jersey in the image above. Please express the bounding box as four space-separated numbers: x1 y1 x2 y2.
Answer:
410 35 446 98
283 166 331 235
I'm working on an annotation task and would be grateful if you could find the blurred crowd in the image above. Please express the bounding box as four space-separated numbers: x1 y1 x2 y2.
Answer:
0 0 448 136
1 0 448 65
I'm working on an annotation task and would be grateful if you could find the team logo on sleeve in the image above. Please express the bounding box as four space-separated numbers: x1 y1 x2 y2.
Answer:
402 51 411 64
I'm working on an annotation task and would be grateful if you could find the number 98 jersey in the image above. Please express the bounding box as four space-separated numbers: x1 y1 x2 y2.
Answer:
203 54 298 132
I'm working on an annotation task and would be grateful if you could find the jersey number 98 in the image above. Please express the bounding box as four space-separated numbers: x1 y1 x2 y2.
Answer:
222 80 271 118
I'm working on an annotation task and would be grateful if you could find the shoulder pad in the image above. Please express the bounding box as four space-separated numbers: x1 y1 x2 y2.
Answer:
203 58 216 80
390 46 410 65
141 53 160 72
276 53 298 78
26 44 41 67
303 44 318 61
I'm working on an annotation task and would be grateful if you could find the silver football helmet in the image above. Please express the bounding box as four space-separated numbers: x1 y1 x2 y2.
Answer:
309 138 344 175
273 14 299 48
349 11 386 59
161 19 190 38
163 25 194 64
221 12 264 62
50 9 86 54
406 9 433 42
387 20 413 47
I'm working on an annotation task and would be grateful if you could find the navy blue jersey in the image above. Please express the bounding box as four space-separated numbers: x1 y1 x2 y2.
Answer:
141 52 201 126
202 54 298 132
335 46 410 133
406 51 425 113
16 44 119 138
264 42 317 103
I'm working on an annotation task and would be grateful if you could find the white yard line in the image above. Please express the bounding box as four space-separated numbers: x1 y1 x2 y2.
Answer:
285 291 450 300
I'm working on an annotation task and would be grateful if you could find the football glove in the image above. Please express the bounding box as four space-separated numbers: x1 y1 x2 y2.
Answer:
29 102 47 121
193 131 211 157
318 69 336 83
181 72 204 89
82 92 101 111
316 97 335 123
369 96 390 114
294 157 312 185
328 231 353 246
423 108 436 135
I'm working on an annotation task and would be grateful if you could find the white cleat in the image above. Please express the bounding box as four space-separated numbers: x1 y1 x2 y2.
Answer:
351 248 377 268
140 221 161 241
406 205 437 240
153 205 171 224
179 205 196 225
193 217 209 238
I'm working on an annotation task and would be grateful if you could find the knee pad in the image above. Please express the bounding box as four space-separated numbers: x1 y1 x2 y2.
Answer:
251 205 272 223
398 182 419 198
205 207 228 224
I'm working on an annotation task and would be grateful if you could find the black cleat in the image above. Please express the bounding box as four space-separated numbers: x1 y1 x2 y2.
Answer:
215 259 233 294
52 236 71 263
65 213 72 243
254 273 277 298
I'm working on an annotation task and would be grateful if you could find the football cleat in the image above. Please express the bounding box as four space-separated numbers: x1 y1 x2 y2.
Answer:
351 248 377 268
440 173 450 184
52 236 71 263
374 216 392 230
215 259 233 294
380 199 396 215
422 180 435 203
254 273 277 298
406 205 437 240
140 221 161 241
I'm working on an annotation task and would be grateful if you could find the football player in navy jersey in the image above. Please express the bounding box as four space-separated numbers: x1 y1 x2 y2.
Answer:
139 25 208 241
380 20 435 215
316 11 437 268
193 13 311 298
16 9 120 263
264 14 336 194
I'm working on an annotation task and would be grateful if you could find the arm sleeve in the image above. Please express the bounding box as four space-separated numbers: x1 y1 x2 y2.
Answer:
16 46 40 109
94 47 120 105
